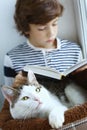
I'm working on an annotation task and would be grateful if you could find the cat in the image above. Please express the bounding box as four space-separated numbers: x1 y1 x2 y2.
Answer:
65 82 87 106
1 70 67 129
1 70 87 129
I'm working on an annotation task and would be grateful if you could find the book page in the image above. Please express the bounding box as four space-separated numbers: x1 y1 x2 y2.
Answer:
63 59 87 76
23 65 62 80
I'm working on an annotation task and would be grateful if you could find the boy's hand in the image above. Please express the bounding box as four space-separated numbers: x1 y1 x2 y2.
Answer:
71 64 87 75
74 64 87 73
70 64 87 88
12 71 27 88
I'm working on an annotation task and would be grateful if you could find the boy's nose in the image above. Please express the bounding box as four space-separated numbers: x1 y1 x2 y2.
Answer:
47 27 54 38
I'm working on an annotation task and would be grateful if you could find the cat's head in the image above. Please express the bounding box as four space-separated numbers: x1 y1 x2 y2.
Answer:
1 70 50 119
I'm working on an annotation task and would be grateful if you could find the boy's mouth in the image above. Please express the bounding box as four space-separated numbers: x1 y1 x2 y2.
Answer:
46 39 54 43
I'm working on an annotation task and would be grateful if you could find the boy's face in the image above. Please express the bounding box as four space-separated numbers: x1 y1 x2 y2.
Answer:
27 17 58 49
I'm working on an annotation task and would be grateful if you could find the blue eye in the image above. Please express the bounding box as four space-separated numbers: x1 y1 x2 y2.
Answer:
22 96 29 100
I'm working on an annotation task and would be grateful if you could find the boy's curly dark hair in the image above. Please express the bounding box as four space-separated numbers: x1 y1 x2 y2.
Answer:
14 0 64 37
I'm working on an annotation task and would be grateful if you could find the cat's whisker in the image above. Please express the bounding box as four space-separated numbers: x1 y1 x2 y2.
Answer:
22 104 35 119
23 108 29 120
16 106 30 120
23 100 41 118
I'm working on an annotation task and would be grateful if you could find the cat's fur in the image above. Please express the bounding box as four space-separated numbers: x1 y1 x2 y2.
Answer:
1 70 87 129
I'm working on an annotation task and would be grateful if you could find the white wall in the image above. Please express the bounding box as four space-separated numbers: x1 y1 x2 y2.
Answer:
58 0 78 42
0 0 26 86
0 0 78 86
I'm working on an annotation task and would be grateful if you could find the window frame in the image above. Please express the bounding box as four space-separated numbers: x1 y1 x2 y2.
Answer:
73 0 87 58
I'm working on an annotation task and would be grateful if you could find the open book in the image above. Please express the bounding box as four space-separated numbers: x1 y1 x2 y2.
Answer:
23 59 87 80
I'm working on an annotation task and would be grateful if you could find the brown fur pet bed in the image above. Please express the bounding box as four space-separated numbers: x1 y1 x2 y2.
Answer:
0 100 87 130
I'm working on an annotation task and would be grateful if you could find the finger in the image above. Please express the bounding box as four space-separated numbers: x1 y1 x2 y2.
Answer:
15 73 27 81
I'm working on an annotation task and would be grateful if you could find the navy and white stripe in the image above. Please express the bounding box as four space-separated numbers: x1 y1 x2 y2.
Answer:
4 38 83 86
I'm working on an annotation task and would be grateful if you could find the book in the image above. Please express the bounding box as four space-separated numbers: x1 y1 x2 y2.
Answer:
23 59 87 80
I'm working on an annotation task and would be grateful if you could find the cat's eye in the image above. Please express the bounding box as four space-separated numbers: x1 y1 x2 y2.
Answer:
35 87 41 92
21 96 29 100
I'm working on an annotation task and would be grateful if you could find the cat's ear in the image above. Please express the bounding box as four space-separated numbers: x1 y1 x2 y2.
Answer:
1 86 14 104
27 69 39 85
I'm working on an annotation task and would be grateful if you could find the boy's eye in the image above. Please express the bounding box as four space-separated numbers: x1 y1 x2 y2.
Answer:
38 27 46 31
21 96 29 100
53 22 58 26
37 26 47 31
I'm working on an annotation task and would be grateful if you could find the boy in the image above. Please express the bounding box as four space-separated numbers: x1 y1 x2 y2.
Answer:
4 0 83 87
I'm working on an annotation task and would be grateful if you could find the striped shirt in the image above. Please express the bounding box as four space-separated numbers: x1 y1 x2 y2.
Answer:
4 38 83 86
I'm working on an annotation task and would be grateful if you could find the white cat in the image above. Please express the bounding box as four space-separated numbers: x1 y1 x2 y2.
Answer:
2 70 87 129
1 70 67 129
65 82 87 106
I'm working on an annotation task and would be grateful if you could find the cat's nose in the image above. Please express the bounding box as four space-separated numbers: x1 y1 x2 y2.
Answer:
34 98 42 104
34 98 39 102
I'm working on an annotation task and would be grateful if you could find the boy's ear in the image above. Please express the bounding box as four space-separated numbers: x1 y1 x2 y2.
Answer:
27 69 38 85
1 86 14 104
25 31 29 37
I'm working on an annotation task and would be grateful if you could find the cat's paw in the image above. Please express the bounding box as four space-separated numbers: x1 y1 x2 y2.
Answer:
49 106 67 129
